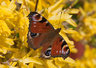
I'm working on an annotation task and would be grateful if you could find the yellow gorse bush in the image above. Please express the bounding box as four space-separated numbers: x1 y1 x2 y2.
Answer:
0 0 78 68
69 1 96 68
71 1 96 42
0 0 96 68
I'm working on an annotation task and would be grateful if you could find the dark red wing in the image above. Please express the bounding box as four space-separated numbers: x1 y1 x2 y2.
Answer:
28 12 54 33
51 36 70 59
27 12 54 49
51 37 63 56
41 35 70 59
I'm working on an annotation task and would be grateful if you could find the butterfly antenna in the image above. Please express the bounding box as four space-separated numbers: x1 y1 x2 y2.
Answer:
35 0 39 12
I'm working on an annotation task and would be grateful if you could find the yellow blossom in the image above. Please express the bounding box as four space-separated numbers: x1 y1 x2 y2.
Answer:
1 0 96 68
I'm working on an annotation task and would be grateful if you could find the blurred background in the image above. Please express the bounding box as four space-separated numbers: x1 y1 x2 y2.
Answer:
0 0 96 68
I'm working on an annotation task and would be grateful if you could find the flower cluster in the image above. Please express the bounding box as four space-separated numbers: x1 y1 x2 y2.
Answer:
0 0 96 68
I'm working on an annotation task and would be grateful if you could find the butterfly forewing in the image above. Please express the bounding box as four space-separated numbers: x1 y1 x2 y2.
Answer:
27 12 54 49
28 12 54 33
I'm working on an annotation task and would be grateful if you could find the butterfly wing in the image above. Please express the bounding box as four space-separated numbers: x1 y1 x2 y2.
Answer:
51 36 70 59
28 12 54 33
41 35 70 59
27 12 54 49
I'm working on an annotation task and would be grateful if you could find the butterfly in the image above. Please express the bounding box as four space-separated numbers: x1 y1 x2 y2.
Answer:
27 0 70 59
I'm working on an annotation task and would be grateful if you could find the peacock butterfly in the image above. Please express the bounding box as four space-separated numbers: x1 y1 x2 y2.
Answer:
27 0 70 59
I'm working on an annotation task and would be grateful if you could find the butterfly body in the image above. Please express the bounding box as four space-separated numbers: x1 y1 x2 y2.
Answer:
27 12 70 59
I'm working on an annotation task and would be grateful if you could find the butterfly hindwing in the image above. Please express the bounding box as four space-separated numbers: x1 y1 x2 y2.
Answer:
51 36 70 59
41 35 70 59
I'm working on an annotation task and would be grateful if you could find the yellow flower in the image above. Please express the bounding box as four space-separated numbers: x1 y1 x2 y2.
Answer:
0 0 80 68
78 2 96 41
74 45 96 68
